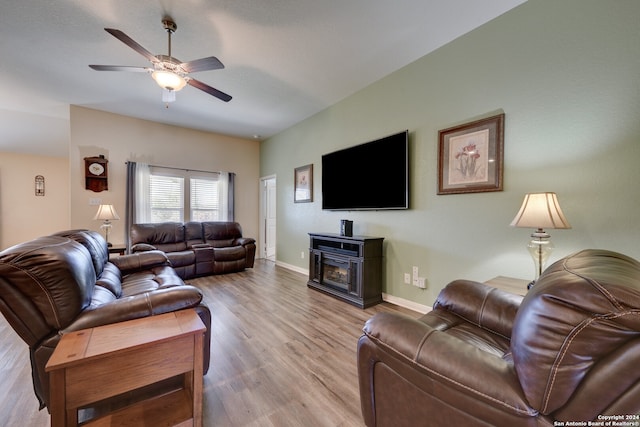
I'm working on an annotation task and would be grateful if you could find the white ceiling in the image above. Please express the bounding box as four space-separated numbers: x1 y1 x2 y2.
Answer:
0 0 526 157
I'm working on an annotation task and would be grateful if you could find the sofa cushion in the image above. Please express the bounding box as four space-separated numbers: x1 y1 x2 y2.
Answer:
213 246 246 262
153 241 188 252
131 222 188 252
166 250 196 268
120 266 186 297
511 249 640 415
87 284 118 309
433 280 523 342
131 243 156 252
185 221 205 247
53 230 109 278
96 262 123 297
202 221 242 247
0 236 95 332
418 310 511 358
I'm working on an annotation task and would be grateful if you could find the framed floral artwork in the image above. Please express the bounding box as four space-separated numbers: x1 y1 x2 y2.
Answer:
294 164 313 203
437 113 504 195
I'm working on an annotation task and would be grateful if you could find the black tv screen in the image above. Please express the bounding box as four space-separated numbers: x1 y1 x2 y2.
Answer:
322 130 409 210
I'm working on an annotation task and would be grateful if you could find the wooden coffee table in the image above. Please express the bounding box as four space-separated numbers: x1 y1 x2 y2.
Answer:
46 309 206 427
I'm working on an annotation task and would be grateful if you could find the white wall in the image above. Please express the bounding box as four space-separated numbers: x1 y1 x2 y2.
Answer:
69 106 260 246
0 152 70 248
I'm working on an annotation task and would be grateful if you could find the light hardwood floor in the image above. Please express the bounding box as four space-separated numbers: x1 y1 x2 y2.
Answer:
0 259 421 426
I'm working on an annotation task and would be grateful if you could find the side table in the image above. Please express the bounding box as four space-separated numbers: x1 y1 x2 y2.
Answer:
107 245 126 260
485 276 529 296
46 309 206 427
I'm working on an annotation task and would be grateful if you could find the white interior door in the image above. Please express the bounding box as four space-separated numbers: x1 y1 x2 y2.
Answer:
265 177 277 260
260 176 277 260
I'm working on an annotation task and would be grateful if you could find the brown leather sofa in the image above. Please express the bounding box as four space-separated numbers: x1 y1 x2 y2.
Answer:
0 230 211 411
130 221 256 279
358 249 640 426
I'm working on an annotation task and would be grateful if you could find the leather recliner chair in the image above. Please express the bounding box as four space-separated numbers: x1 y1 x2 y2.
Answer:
358 249 640 426
0 230 211 410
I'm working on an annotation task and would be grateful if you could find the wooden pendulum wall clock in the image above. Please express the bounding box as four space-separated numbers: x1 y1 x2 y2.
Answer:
84 155 109 192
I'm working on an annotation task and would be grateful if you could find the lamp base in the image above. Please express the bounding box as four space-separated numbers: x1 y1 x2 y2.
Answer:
527 228 554 285
100 221 112 247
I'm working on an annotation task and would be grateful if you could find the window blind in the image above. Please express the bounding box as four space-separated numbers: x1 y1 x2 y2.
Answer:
190 177 219 221
147 168 226 223
149 174 184 222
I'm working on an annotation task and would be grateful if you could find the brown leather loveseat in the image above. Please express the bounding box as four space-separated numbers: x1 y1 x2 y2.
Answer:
0 229 211 411
130 221 256 279
358 249 640 426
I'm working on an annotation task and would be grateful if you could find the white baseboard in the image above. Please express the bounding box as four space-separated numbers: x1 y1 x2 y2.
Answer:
382 293 431 314
275 261 431 314
275 260 308 276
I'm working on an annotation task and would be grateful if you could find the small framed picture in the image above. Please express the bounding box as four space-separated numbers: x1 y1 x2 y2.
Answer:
438 113 505 195
294 164 313 203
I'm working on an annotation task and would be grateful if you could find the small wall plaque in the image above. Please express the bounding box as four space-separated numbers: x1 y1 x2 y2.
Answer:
35 175 45 196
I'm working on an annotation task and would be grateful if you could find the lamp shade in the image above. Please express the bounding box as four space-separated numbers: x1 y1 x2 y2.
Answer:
510 192 571 229
93 204 120 221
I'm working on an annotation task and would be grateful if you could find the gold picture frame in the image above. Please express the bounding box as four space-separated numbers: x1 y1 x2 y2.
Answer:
437 113 505 195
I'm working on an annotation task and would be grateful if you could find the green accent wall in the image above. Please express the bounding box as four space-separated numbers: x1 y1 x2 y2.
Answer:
260 0 640 307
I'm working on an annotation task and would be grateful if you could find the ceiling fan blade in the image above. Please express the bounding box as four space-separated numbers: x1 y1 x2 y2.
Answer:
181 56 224 73
105 28 159 64
188 79 232 102
89 65 151 72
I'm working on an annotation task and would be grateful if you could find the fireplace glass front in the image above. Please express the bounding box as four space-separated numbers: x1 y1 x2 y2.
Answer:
322 259 350 292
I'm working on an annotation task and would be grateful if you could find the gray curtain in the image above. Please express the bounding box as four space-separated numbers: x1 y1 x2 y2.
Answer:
229 172 235 220
125 161 136 253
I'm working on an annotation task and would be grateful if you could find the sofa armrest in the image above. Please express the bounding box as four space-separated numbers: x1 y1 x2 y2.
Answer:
359 312 537 422
61 285 204 332
190 243 212 249
235 237 256 246
433 279 523 339
131 243 157 252
111 250 170 274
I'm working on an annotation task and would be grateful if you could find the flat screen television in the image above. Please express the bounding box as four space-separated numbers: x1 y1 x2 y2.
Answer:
322 130 409 210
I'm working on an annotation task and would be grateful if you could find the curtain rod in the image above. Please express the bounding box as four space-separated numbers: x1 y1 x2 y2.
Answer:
125 161 229 175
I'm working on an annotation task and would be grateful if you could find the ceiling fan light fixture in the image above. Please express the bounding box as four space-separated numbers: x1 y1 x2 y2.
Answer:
90 17 231 102
152 70 187 91
162 88 176 103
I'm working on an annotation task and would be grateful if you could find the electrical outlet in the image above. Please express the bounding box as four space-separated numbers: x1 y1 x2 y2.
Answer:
417 277 426 289
412 266 419 286
301 251 305 259
404 273 411 284
89 198 102 206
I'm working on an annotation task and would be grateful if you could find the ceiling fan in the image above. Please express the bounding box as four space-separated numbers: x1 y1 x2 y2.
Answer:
89 17 232 104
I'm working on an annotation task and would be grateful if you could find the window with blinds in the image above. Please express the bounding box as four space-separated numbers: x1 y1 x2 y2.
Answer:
190 177 219 221
149 169 221 222
150 175 184 222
